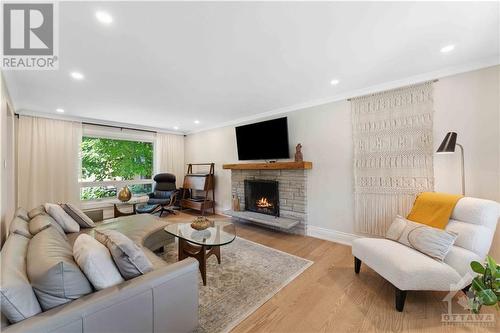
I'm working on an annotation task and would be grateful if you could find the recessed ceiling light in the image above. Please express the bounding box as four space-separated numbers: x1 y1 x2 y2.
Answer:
330 79 340 86
173 126 179 130
440 44 455 53
70 71 84 80
56 108 64 113
194 120 200 124
96 11 113 24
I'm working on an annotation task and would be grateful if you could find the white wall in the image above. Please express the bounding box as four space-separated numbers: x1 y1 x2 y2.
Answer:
1 72 16 246
185 65 500 255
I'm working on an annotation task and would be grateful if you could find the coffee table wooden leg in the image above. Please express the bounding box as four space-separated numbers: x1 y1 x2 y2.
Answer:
213 245 221 264
178 239 187 261
199 245 207 286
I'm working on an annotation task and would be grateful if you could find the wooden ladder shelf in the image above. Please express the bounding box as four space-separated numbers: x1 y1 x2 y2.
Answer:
180 163 216 216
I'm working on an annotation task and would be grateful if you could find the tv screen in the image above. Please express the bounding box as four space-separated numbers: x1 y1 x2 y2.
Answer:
235 117 290 160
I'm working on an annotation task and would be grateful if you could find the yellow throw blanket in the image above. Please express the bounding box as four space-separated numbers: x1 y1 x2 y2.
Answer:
406 192 464 229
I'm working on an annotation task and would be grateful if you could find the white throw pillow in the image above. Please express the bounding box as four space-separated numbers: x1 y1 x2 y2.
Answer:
44 203 80 233
386 215 457 261
73 234 124 290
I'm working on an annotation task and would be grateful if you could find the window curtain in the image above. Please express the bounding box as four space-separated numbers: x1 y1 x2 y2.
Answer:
351 82 434 236
155 132 185 187
17 116 82 209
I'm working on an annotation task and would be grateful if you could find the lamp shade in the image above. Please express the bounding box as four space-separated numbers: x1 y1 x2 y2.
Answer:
436 132 457 153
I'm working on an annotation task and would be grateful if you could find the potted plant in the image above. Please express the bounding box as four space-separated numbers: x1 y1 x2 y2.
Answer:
468 256 500 313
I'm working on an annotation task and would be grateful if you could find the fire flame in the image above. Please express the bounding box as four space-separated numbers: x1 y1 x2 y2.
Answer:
256 197 273 208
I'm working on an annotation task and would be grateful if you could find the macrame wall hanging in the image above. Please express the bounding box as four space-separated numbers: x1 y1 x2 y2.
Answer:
351 82 434 236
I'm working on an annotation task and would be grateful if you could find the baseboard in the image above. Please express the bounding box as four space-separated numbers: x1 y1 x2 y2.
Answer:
306 225 360 246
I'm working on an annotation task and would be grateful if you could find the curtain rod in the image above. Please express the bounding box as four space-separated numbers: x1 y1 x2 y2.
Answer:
347 79 439 101
82 122 157 134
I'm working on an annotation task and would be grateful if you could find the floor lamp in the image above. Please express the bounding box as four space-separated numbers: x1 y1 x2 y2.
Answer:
436 132 465 195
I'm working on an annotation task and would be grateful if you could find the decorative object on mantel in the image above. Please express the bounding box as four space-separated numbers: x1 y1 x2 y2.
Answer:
117 186 132 202
294 143 303 162
222 161 312 170
190 216 213 230
351 81 435 236
232 195 240 211
436 132 466 195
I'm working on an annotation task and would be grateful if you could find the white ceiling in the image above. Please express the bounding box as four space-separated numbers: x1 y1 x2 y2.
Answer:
4 1 499 133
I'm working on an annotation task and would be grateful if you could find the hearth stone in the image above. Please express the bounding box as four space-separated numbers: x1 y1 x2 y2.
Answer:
230 169 307 235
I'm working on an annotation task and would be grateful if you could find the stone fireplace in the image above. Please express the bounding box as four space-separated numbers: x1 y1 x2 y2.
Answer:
244 179 280 217
223 162 311 235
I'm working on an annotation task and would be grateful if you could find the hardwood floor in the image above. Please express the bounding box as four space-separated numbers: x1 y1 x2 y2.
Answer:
164 212 498 333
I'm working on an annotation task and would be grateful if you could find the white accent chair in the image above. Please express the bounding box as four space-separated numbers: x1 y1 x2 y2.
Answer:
352 197 500 311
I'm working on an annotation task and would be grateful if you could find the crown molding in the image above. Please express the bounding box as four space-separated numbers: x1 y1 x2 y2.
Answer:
15 109 185 136
187 57 499 135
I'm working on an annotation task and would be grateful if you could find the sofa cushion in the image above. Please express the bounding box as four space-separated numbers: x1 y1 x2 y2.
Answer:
0 233 42 323
95 229 153 280
73 234 124 290
9 216 31 239
445 219 493 258
27 226 93 310
28 205 45 219
444 246 481 279
44 203 80 233
451 197 500 229
14 207 30 222
352 238 464 291
61 203 95 228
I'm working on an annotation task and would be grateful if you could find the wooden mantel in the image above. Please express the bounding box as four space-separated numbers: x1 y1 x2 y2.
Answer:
222 161 312 170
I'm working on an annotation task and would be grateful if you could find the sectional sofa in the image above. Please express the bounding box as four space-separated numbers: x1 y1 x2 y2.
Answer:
1 212 199 333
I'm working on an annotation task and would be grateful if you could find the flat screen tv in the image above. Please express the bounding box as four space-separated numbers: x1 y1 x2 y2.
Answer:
235 117 290 160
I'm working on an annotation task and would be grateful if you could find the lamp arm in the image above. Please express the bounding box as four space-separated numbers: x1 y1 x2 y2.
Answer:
456 143 465 195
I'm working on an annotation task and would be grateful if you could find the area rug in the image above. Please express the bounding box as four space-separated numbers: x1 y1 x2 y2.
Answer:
160 237 313 333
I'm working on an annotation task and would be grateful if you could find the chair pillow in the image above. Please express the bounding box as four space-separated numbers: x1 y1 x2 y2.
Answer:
29 214 54 235
95 230 153 280
44 203 80 233
73 234 124 290
61 203 95 228
14 207 30 222
9 217 31 239
386 215 457 261
28 205 45 219
27 227 92 310
0 234 42 323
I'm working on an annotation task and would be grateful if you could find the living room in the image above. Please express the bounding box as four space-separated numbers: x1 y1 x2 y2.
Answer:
1 1 499 333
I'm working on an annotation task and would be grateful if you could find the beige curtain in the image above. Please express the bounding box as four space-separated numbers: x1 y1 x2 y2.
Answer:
17 116 82 209
155 132 185 187
352 82 435 236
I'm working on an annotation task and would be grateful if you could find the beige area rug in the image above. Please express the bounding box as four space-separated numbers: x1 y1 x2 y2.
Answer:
161 237 313 333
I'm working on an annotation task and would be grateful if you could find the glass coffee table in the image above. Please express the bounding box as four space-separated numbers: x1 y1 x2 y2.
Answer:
164 220 236 285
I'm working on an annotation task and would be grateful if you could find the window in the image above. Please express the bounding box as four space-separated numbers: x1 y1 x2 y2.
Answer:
80 135 154 201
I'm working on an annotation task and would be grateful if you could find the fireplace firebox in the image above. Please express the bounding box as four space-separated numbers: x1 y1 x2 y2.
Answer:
244 180 279 217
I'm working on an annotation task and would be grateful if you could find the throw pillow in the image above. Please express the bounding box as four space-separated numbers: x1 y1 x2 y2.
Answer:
29 214 54 235
28 205 45 219
61 203 95 228
44 203 80 233
73 234 124 290
95 230 153 280
14 207 30 222
0 233 42 323
386 215 457 261
27 227 93 310
9 217 31 239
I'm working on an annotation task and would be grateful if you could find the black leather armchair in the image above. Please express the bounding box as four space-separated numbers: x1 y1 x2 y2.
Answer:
144 173 179 217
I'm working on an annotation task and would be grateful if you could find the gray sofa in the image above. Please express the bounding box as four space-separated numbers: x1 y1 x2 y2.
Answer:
1 214 199 333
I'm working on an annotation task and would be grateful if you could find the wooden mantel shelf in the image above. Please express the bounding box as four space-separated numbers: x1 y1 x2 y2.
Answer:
222 161 312 170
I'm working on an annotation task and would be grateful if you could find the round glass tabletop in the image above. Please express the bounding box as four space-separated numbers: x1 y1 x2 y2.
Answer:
164 220 236 246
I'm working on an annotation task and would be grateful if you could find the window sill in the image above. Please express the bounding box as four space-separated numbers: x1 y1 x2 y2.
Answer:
81 196 149 210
